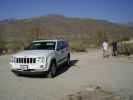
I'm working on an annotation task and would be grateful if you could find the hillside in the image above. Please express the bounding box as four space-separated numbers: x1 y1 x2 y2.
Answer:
0 14 133 52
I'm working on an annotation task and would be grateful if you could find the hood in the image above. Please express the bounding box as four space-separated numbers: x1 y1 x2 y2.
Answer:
13 50 54 58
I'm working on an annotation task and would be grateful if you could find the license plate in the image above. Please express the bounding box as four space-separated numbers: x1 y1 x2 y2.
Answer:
20 65 28 70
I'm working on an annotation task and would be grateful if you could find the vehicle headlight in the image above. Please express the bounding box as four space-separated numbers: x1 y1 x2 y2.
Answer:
36 57 46 63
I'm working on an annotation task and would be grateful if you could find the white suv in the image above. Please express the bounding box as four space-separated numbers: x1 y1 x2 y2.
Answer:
10 39 70 78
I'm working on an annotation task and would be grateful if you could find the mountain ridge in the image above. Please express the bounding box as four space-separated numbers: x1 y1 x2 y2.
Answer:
0 14 133 44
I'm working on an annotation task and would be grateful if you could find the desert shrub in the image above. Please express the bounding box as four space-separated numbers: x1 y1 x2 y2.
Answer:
5 41 24 53
81 38 99 48
0 41 7 54
95 31 109 46
119 37 130 42
118 42 133 56
69 37 100 52
0 41 6 48
69 41 87 52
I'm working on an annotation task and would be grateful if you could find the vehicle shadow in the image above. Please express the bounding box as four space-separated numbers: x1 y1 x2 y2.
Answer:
55 59 79 77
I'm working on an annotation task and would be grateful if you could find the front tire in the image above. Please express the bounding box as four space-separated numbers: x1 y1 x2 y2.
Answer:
47 61 57 78
66 54 70 66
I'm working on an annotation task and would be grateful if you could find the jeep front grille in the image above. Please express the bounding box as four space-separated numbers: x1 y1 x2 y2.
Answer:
16 58 36 64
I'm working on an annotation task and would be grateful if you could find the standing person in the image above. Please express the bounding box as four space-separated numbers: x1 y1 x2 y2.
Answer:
112 41 118 56
102 40 109 58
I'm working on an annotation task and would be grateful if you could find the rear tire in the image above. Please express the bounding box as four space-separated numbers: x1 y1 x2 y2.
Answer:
47 61 57 78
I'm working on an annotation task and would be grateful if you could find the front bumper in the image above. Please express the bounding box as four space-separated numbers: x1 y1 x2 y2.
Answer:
10 63 49 75
11 69 48 75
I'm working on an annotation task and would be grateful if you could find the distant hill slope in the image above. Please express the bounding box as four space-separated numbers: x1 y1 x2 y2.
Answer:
0 14 133 49
125 22 133 27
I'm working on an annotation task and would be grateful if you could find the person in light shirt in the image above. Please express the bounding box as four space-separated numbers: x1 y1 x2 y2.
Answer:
102 40 109 58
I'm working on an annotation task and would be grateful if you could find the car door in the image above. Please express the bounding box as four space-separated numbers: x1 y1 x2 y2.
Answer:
56 41 64 65
61 41 68 60
63 41 69 58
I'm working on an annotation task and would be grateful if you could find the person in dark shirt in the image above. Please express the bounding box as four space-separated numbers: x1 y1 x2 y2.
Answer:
112 41 118 56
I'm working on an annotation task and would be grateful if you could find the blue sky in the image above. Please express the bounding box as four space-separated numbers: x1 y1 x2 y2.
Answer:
0 0 133 22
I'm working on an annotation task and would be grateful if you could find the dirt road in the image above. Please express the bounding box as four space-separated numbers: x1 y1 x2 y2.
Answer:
0 50 133 100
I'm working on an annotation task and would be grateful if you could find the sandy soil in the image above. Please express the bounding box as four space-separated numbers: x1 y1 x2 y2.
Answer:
0 49 133 100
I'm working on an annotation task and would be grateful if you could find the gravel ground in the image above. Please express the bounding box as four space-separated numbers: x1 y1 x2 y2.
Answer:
0 49 133 100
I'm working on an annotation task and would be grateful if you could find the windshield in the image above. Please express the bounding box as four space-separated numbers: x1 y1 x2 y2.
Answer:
25 41 56 50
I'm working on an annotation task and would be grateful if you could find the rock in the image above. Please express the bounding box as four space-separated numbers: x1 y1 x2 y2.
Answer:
112 95 121 100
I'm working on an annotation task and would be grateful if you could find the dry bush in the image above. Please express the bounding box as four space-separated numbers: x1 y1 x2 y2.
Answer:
5 41 24 53
69 40 87 52
118 42 133 56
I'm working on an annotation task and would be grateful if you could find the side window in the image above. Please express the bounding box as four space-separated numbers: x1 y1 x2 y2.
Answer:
63 41 68 48
57 41 62 50
61 41 65 49
57 41 67 50
57 41 68 50
61 41 67 49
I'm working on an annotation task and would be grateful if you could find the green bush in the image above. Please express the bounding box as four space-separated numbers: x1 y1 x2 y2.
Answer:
118 42 133 56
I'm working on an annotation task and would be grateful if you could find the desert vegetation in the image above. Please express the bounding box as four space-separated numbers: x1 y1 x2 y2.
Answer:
118 40 133 56
0 15 133 53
